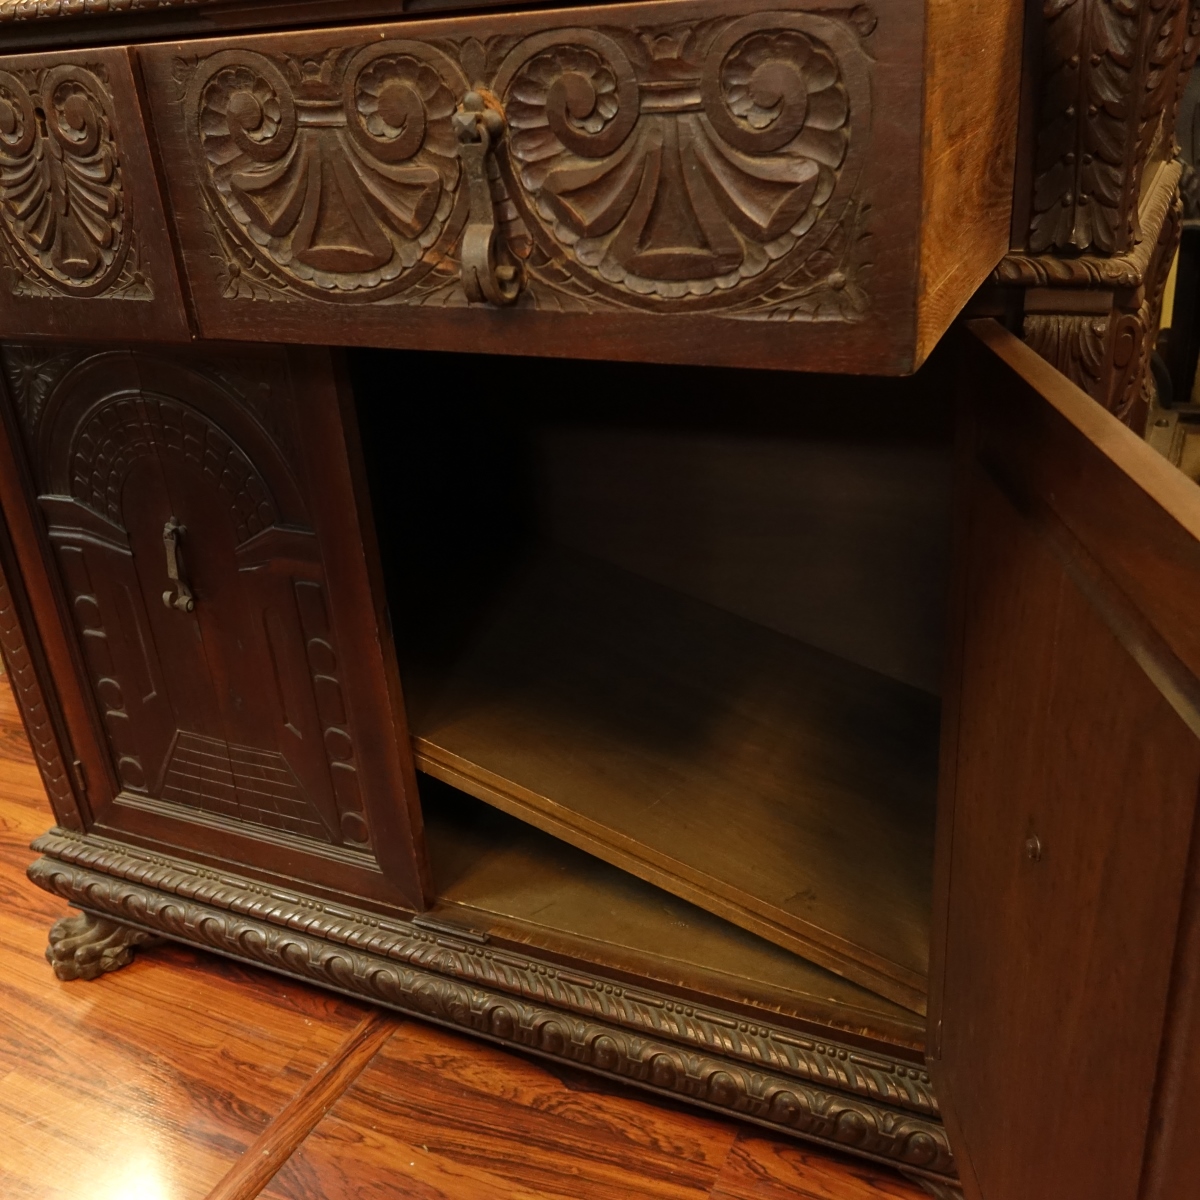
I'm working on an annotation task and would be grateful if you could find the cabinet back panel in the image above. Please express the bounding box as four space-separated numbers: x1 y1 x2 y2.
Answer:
351 346 953 694
537 429 951 694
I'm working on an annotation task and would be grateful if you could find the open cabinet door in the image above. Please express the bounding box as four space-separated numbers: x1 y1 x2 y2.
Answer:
929 320 1200 1199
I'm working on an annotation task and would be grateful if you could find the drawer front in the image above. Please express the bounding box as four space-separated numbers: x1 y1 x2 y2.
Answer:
0 47 191 341
138 0 928 373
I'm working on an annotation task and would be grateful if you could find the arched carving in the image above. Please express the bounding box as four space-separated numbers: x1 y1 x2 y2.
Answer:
66 394 279 547
19 344 373 852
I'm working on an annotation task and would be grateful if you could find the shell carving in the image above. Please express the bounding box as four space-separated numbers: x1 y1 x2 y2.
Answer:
0 65 129 294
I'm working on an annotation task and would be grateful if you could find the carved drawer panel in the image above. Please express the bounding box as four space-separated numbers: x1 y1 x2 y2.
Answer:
138 0 1023 374
0 47 190 342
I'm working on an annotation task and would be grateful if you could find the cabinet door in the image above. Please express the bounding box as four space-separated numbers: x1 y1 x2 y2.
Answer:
0 343 430 911
930 321 1200 1199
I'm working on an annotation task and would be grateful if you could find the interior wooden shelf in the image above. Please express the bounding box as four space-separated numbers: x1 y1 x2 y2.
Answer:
422 776 927 1052
405 549 939 1014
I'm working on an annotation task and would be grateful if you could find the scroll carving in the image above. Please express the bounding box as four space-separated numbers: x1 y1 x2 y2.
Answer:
496 17 867 313
187 44 467 301
177 11 873 319
33 827 939 1118
28 830 958 1186
0 64 147 299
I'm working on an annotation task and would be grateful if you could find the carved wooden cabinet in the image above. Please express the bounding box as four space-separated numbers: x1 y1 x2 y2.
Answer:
2 2 1200 1200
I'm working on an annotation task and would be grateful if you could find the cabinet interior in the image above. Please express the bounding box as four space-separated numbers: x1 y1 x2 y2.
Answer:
352 349 954 1017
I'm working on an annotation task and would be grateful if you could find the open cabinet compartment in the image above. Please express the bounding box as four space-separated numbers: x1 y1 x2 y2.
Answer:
352 349 955 1016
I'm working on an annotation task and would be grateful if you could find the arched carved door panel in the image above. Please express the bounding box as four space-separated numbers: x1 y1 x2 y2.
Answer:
3 342 429 910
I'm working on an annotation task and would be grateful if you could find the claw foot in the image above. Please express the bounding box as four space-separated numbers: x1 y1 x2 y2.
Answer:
46 911 161 981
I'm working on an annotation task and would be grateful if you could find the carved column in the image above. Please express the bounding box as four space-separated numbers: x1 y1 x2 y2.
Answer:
996 0 1200 433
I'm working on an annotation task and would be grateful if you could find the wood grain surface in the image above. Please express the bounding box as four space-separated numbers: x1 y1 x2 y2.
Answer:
424 779 928 1052
202 1011 401 1200
0 673 925 1200
929 323 1200 1200
410 548 938 1013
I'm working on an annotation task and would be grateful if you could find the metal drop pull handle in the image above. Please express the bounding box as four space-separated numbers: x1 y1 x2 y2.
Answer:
454 91 523 307
162 518 195 612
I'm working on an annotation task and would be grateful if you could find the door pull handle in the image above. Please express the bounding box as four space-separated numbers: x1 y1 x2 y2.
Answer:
162 518 195 612
454 91 524 307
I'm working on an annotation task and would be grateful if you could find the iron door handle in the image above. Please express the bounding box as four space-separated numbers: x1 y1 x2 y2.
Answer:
162 518 195 612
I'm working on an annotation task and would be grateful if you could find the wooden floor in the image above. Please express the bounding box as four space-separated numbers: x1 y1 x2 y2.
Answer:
0 673 927 1200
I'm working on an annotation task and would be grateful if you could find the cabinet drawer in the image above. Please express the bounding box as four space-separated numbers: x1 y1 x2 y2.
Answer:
137 0 1023 374
0 47 190 342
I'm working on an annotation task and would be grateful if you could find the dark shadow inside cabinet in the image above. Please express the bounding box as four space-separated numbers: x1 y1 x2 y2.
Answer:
350 347 954 1037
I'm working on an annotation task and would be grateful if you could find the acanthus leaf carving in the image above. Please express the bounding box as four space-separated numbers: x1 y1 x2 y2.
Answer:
1028 0 1197 256
1022 311 1112 399
0 64 147 298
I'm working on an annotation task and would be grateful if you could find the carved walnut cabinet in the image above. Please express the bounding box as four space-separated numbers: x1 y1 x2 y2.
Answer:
1 2 1199 1199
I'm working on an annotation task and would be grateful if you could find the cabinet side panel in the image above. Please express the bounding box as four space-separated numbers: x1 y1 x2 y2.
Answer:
0 511 83 831
916 0 1024 364
287 348 433 906
1139 797 1200 1199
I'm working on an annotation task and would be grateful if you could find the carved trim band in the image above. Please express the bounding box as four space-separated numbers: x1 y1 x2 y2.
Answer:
996 159 1183 290
0 0 206 24
27 828 955 1181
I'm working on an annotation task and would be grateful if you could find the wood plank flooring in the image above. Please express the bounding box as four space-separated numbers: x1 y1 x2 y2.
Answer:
0 673 927 1200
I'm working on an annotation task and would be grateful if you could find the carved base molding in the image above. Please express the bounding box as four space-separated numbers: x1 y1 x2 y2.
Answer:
27 826 956 1188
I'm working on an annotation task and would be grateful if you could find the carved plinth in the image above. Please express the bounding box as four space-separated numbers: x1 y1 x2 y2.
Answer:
26 826 959 1193
45 910 161 981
